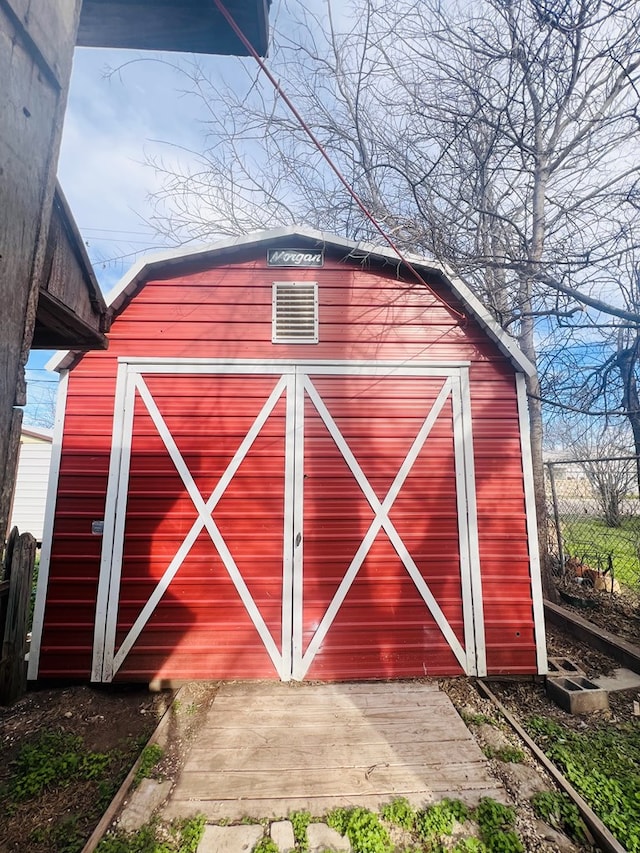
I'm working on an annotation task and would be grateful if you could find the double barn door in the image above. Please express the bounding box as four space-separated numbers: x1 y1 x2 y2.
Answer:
92 360 485 682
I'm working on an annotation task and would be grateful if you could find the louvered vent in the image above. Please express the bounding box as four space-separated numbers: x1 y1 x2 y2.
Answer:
272 282 319 344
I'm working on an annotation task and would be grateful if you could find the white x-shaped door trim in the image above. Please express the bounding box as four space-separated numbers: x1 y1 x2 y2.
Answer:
93 359 485 682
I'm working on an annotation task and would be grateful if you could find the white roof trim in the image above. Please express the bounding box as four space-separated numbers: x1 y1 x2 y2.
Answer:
21 425 54 442
47 226 535 376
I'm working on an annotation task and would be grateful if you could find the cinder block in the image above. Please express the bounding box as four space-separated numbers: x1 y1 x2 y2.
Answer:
546 676 609 714
547 657 585 678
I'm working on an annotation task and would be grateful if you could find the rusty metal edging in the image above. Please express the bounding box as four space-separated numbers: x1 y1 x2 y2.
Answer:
474 679 627 853
544 600 640 675
80 686 184 853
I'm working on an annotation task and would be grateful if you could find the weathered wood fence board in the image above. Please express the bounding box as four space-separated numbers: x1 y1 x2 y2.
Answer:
0 528 36 704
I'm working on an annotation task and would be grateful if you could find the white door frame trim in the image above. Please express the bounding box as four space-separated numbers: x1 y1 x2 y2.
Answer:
94 359 483 681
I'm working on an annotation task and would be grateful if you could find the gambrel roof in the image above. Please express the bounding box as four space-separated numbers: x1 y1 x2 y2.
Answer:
49 227 535 376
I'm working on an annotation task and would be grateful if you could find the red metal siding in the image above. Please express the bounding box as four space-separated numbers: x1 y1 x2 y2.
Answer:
37 252 538 680
301 375 465 680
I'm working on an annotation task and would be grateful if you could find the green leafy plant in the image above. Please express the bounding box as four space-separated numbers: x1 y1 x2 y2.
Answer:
473 799 523 853
289 809 312 850
526 715 640 851
531 790 585 842
134 743 164 786
451 839 487 852
30 814 85 853
460 711 497 727
380 797 416 831
10 731 109 801
253 836 279 853
96 815 205 853
416 799 469 840
483 745 525 764
342 808 392 853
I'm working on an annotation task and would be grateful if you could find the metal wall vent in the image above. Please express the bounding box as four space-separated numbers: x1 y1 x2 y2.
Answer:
272 282 319 344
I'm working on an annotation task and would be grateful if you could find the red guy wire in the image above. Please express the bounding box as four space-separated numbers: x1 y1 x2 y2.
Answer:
211 0 467 324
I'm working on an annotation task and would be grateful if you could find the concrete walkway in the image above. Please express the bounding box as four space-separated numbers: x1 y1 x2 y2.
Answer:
162 680 504 822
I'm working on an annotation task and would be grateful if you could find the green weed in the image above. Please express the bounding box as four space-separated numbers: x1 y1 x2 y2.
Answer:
253 837 279 853
134 743 164 787
30 814 85 853
416 799 469 840
342 808 392 853
483 745 526 764
460 711 497 726
380 797 416 831
531 790 585 842
289 809 312 850
9 731 109 801
95 815 205 853
526 716 640 851
473 799 523 853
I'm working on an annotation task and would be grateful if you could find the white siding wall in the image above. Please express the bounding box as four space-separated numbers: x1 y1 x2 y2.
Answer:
9 435 52 541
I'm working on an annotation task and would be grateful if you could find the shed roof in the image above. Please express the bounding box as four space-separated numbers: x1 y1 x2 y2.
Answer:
48 227 535 377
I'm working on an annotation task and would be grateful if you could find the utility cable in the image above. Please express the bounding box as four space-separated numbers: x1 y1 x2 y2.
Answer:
210 0 467 324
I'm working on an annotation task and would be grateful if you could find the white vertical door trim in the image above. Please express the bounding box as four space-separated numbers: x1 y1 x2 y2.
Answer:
105 373 288 679
94 363 136 681
451 370 484 676
516 373 548 674
280 373 297 681
28 370 70 680
297 374 469 678
290 371 306 677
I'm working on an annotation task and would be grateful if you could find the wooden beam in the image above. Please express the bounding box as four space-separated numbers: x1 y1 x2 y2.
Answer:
0 0 82 547
77 0 270 56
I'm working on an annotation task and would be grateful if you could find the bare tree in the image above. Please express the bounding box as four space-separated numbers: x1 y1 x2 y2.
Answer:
135 0 640 595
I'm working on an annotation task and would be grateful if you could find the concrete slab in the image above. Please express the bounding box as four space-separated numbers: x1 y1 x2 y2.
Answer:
118 779 172 832
271 820 296 852
307 823 351 852
592 667 640 693
197 824 263 852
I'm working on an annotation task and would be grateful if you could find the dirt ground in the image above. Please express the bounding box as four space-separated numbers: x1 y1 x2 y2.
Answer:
0 592 638 852
0 685 171 853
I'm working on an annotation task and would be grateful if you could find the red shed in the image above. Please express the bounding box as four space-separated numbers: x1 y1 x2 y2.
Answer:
29 228 547 684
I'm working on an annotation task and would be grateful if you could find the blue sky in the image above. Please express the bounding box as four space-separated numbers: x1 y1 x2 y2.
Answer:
25 2 305 423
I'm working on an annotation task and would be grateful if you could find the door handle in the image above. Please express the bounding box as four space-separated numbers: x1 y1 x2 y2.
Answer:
295 532 302 547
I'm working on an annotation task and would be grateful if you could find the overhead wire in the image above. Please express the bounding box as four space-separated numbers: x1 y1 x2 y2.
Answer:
210 0 467 325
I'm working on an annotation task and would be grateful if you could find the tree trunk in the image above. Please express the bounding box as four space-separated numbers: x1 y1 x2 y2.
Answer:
519 307 559 603
616 334 640 496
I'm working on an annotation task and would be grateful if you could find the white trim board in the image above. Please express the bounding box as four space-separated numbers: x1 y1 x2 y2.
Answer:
47 227 534 377
93 360 484 681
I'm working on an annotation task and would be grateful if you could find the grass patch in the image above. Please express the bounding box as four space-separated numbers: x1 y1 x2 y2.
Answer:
8 731 110 801
95 815 205 853
526 715 640 851
561 516 640 585
483 745 526 764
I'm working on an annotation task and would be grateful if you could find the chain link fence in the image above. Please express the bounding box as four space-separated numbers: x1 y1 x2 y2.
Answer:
545 456 640 589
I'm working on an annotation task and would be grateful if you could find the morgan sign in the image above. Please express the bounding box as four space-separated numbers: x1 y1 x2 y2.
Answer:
267 248 324 267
